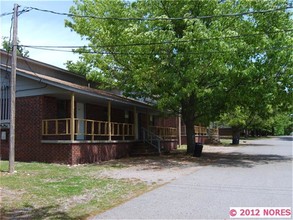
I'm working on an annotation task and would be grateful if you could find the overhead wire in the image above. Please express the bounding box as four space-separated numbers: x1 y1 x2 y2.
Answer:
19 45 293 56
1 5 43 84
19 29 293 50
0 4 292 59
0 12 14 17
24 6 292 21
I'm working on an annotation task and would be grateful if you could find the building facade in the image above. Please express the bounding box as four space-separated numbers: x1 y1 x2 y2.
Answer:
0 50 180 164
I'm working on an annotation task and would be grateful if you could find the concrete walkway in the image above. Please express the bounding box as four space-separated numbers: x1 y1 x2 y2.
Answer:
92 137 293 219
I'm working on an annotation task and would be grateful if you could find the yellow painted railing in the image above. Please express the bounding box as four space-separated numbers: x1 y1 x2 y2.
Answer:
181 126 219 138
181 125 208 136
194 126 207 136
149 126 177 140
42 118 134 140
42 118 71 135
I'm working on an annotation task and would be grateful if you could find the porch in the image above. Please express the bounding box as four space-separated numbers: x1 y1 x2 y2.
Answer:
42 118 136 142
42 118 178 142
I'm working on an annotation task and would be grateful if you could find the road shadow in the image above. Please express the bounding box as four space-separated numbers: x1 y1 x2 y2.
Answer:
278 136 293 142
241 143 274 147
0 205 88 220
197 151 292 168
102 149 292 170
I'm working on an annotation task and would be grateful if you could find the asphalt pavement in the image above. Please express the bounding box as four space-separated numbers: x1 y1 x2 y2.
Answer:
92 136 293 219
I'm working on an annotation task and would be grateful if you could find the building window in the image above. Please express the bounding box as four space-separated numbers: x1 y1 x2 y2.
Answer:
1 131 7 140
1 85 10 123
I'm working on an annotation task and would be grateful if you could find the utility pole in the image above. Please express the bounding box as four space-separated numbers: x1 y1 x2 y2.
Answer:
9 4 18 173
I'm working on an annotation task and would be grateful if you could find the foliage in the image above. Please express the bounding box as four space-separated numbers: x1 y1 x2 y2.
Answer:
65 0 292 152
1 37 29 57
65 59 90 76
272 113 293 135
255 112 293 135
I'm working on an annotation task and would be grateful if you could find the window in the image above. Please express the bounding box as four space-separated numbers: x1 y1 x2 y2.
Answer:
1 131 7 140
0 85 10 123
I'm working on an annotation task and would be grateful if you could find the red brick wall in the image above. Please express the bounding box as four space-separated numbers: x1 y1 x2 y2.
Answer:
43 96 57 119
13 96 44 161
154 116 178 127
71 142 132 164
0 95 70 162
0 129 9 159
219 128 233 136
39 143 72 164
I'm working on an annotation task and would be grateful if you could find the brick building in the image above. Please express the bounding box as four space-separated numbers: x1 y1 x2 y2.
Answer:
0 50 181 164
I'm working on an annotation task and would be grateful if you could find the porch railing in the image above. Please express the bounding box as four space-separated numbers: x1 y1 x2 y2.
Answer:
194 126 207 136
142 127 162 153
42 118 134 141
149 126 177 140
181 125 208 136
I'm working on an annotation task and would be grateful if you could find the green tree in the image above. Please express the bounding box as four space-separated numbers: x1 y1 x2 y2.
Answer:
1 37 29 57
65 59 90 76
66 0 292 153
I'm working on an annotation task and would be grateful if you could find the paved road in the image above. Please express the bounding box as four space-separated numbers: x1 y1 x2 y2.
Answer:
92 136 293 219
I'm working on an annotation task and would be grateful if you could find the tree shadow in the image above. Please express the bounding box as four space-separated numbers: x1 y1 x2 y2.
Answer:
102 149 292 170
198 152 292 168
0 205 88 220
102 144 293 170
278 136 293 142
230 143 274 147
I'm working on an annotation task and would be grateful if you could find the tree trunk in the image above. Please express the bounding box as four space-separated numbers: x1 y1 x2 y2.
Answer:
231 126 241 145
185 119 195 154
181 94 197 155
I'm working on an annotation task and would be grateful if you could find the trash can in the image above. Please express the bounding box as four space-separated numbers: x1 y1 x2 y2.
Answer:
193 143 203 157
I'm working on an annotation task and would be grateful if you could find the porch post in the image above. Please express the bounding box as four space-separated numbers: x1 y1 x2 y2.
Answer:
70 92 75 141
178 115 182 147
134 107 138 140
108 101 111 141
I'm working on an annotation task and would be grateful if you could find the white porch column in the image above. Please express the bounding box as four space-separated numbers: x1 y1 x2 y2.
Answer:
70 92 75 141
108 101 112 141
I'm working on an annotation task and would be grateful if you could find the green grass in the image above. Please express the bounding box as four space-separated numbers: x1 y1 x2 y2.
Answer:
0 161 149 219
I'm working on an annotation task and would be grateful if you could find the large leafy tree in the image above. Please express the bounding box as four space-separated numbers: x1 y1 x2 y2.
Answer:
66 0 292 153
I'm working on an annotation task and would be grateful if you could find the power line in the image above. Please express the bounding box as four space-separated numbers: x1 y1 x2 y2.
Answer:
0 12 14 17
25 6 293 21
21 45 293 56
0 8 31 17
19 29 293 49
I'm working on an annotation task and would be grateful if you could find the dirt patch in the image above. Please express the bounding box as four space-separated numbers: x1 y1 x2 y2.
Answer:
100 161 202 185
98 145 235 185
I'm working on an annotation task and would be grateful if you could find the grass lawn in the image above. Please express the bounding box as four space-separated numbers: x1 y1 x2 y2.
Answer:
0 160 151 219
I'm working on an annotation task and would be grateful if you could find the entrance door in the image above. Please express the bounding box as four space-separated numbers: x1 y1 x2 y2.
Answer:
76 102 85 140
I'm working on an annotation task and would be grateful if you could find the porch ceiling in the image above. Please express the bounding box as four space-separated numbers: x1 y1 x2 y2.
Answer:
47 91 150 112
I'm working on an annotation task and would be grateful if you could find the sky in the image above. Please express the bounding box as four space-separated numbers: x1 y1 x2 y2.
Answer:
0 0 85 69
